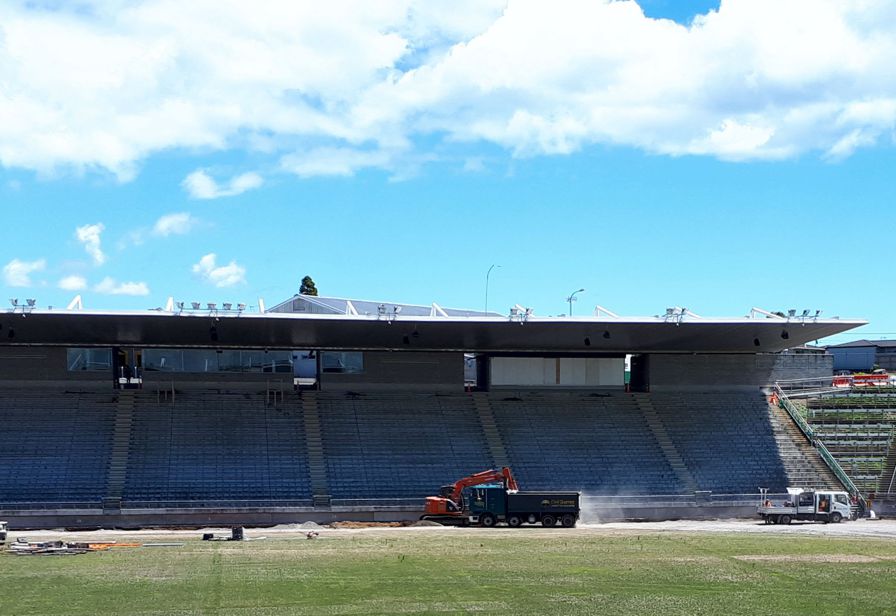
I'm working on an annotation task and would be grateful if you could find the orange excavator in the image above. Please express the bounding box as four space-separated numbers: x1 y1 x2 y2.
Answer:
421 467 519 525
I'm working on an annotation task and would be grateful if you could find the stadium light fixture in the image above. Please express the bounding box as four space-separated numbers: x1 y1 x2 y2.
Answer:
787 309 797 318
223 303 232 311
191 301 201 310
485 264 501 315
26 299 36 307
175 301 184 310
814 310 822 319
566 288 585 316
9 299 18 307
237 303 246 312
801 309 810 318
207 302 216 311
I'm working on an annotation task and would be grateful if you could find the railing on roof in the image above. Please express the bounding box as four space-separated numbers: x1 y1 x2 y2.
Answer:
774 381 866 505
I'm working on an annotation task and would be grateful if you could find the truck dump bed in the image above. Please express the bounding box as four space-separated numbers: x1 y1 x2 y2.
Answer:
508 492 580 513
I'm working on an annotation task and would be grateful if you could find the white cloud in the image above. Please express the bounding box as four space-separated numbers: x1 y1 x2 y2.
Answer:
0 0 894 178
58 274 87 291
75 223 106 265
153 212 198 236
182 170 263 199
3 258 46 287
94 276 150 296
191 253 246 287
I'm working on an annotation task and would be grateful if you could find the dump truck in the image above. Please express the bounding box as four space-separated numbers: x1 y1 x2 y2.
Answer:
758 487 852 524
422 467 581 527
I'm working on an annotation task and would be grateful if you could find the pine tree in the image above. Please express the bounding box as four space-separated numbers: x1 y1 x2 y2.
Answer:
299 275 318 296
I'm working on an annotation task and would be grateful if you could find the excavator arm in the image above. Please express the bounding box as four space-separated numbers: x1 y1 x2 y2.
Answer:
446 467 518 504
423 467 518 518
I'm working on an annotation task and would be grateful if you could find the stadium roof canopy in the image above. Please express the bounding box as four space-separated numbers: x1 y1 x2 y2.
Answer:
0 297 866 354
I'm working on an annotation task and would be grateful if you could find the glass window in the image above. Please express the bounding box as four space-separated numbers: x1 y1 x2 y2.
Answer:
142 348 295 373
321 351 364 374
835 494 848 506
67 348 112 371
266 351 293 373
182 350 219 372
143 349 183 372
217 350 243 372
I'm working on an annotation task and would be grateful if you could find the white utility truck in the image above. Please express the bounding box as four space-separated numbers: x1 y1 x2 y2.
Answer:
758 487 852 524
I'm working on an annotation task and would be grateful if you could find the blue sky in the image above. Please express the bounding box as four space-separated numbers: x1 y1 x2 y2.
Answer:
1 1 893 345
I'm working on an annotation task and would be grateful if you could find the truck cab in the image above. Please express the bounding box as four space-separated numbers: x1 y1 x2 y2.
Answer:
758 488 852 524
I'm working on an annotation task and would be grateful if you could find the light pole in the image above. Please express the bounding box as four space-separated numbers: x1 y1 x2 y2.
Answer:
485 264 500 315
566 288 585 316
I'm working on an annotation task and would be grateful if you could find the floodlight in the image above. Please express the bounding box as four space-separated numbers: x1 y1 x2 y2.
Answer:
237 303 246 311
814 310 822 318
207 302 216 310
787 309 797 318
10 299 18 307
510 307 519 316
223 303 232 311
176 301 184 310
393 305 402 314
665 308 675 317
801 309 810 318
377 304 386 315
26 299 36 307
191 302 201 310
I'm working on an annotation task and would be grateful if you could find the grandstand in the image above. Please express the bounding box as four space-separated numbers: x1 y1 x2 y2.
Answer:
0 295 868 526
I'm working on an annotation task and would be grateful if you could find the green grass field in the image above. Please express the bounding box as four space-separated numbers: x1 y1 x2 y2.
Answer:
3 528 895 615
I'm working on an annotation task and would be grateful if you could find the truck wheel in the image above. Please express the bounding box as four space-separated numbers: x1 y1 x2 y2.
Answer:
541 515 556 528
561 514 576 528
781 515 791 525
831 512 842 523
507 516 522 528
480 513 497 527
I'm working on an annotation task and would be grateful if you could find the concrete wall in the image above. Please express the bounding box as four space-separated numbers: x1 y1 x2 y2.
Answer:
0 346 109 388
490 357 624 388
320 351 463 392
649 352 834 391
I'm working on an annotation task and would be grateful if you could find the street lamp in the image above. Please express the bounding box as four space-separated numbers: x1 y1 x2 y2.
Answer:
485 264 501 315
565 288 585 316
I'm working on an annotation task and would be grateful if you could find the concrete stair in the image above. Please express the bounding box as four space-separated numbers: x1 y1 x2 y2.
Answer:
633 394 698 493
105 390 136 509
768 403 841 490
879 441 896 494
472 392 510 469
301 392 331 508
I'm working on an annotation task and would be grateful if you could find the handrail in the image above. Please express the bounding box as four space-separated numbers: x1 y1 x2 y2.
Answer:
774 382 866 506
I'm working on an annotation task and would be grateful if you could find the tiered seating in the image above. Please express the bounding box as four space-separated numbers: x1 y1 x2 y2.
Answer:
490 392 683 494
804 392 896 493
123 391 311 506
317 393 492 500
651 392 788 493
0 389 115 506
